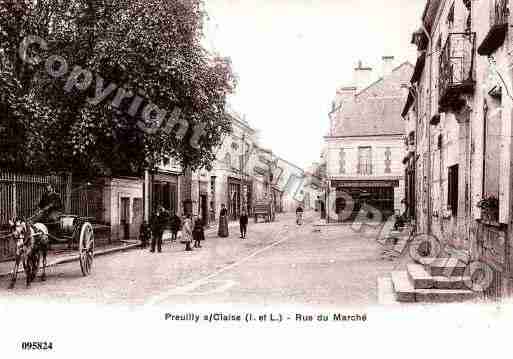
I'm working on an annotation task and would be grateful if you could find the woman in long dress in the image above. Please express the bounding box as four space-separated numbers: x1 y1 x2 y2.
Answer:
183 215 193 251
218 204 229 237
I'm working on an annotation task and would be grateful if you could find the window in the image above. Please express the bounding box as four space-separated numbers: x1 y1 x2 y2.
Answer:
447 3 455 29
162 156 170 166
465 0 471 31
448 164 459 216
384 147 392 174
224 153 231 167
358 146 372 175
339 149 346 174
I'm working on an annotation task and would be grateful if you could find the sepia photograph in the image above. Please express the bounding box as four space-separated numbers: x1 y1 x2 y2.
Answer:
0 0 512 357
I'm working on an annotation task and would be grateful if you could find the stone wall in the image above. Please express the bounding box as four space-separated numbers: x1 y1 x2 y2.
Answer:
104 177 143 241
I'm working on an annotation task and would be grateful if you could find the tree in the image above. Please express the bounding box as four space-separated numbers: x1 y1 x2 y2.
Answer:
0 0 235 177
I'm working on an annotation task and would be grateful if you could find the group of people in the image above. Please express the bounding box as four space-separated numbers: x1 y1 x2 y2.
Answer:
139 206 205 253
140 202 305 251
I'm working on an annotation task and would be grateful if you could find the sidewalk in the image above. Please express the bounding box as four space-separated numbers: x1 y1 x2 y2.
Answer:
0 240 139 278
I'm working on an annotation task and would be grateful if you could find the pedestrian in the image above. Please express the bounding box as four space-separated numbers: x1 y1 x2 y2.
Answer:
218 203 229 237
192 216 205 248
170 211 181 242
239 209 248 239
150 206 165 253
296 204 304 225
139 220 151 249
183 215 193 251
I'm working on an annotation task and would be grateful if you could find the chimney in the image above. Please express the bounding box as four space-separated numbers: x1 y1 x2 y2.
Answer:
353 60 373 91
382 56 395 77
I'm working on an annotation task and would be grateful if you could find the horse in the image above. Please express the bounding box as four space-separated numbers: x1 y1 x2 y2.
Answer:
8 218 49 288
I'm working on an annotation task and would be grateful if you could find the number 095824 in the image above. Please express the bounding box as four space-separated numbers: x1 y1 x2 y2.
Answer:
21 341 54 350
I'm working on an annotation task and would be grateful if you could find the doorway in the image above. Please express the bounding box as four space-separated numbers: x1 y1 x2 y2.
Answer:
120 197 130 240
228 179 241 220
200 194 208 225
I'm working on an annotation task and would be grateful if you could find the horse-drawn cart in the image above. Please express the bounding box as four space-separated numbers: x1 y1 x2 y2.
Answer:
253 200 275 223
8 212 95 288
49 215 95 276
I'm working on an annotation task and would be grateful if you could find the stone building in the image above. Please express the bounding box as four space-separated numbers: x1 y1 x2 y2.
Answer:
402 0 513 298
205 111 259 222
201 110 316 221
324 58 412 222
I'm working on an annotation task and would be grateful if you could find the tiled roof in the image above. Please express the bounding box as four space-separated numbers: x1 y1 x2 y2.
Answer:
331 62 413 137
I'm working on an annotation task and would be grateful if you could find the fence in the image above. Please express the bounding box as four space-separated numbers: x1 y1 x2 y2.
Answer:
0 172 107 261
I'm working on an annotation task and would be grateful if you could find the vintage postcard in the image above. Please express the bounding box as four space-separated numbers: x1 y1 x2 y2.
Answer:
0 0 512 357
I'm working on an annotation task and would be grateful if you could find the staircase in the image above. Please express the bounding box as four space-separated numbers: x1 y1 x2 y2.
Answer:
385 259 478 303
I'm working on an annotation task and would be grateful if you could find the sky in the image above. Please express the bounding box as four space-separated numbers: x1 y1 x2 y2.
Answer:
203 0 426 169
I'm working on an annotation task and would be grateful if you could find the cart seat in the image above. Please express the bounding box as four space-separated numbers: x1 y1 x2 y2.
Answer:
58 215 78 234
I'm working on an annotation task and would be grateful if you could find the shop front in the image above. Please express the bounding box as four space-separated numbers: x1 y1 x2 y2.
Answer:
151 172 179 214
330 179 399 222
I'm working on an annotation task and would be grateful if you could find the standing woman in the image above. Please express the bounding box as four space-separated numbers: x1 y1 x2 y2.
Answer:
183 215 193 251
218 204 229 237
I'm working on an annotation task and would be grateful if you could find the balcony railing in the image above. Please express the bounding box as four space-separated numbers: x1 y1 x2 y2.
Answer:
492 0 509 26
439 32 476 112
357 163 373 175
478 0 509 55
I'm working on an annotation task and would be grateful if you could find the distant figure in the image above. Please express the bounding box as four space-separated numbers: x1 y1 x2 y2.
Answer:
239 209 248 239
192 216 205 248
183 215 193 251
150 206 166 253
296 205 304 225
170 212 181 242
139 220 151 248
218 204 229 237
33 184 63 223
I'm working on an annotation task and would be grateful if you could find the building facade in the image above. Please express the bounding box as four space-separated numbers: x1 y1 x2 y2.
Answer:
403 0 513 298
324 58 412 222
203 112 259 222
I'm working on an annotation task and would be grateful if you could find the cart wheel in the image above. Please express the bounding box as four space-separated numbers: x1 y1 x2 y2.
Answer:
79 222 94 276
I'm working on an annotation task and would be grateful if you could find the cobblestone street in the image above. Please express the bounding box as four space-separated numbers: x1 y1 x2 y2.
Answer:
0 211 405 308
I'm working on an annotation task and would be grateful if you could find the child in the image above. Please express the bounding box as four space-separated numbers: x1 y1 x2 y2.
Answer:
139 220 151 249
183 216 193 251
193 216 205 248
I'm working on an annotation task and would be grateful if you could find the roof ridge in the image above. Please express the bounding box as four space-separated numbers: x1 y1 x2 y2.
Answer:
355 61 413 97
